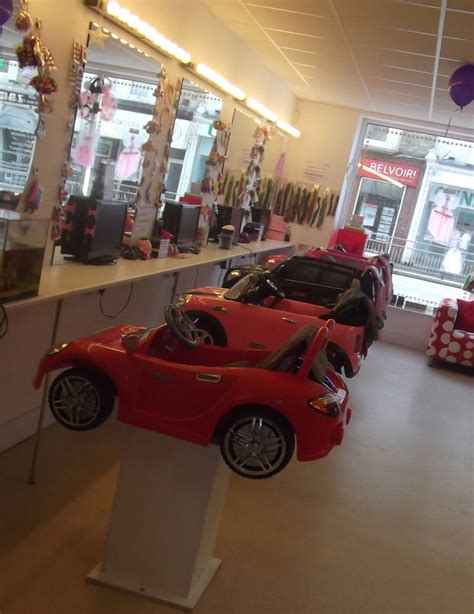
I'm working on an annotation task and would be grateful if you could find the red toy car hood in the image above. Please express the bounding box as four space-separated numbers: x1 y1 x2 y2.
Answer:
33 324 144 389
185 287 227 299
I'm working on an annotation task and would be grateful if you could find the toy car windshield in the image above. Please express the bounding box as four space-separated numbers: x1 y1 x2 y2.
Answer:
224 272 260 301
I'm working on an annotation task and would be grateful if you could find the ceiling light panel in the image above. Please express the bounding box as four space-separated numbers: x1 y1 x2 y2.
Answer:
103 0 192 63
246 97 278 122
195 63 246 100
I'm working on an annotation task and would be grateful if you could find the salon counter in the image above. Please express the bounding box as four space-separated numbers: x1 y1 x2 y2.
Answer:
1 240 294 455
7 240 292 311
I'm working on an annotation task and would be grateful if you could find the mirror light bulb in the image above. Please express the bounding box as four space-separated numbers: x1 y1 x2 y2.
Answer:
128 14 140 29
106 1 120 17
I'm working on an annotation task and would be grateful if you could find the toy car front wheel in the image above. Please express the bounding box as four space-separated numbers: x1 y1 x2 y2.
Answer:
48 368 115 431
219 408 294 479
186 312 227 346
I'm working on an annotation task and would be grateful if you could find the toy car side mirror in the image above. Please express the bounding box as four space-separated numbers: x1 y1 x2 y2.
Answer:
122 334 139 351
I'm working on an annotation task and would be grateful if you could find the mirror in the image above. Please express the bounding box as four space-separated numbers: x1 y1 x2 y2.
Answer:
53 27 162 264
165 79 223 200
262 129 286 176
225 109 286 177
66 35 161 205
0 25 39 208
225 108 259 173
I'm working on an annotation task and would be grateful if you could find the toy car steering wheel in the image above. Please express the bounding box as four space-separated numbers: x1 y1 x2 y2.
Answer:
266 276 285 299
265 276 286 307
164 304 199 348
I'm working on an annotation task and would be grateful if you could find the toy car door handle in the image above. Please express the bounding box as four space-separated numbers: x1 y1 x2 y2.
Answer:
281 317 298 324
196 373 222 383
213 306 228 313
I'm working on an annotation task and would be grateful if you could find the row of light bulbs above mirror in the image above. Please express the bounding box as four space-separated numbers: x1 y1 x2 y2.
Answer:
91 0 300 138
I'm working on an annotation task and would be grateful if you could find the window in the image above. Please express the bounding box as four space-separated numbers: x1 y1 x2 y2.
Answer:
341 120 473 310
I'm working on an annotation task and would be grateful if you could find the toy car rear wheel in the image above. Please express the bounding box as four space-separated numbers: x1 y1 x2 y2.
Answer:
186 312 227 346
219 408 294 479
48 368 115 431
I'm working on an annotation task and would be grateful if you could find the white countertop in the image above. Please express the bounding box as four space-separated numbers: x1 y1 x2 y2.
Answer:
6 240 293 311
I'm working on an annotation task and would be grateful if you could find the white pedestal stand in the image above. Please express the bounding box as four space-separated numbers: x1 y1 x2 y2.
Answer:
87 427 230 609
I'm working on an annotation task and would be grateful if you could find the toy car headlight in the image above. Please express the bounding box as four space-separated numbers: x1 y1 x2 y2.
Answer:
47 342 70 356
308 394 340 417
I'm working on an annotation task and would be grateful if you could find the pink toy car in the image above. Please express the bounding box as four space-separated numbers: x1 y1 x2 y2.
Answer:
178 271 366 377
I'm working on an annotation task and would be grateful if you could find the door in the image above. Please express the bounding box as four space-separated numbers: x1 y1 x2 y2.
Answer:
354 178 405 241
133 354 236 423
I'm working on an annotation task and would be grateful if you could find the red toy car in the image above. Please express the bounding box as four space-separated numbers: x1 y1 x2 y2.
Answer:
34 305 351 479
178 272 366 377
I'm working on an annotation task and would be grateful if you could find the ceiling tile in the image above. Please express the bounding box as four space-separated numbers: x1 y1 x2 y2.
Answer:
266 29 352 58
334 0 441 34
360 64 434 86
244 5 341 39
223 20 268 42
444 9 474 40
201 0 474 130
352 46 436 71
344 24 438 55
241 0 334 18
396 0 441 6
441 37 474 60
446 0 474 11
366 78 432 94
435 74 452 91
298 63 362 81
203 0 250 23
370 89 431 103
437 57 469 76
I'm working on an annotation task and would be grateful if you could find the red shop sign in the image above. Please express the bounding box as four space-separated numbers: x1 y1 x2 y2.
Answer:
358 158 420 187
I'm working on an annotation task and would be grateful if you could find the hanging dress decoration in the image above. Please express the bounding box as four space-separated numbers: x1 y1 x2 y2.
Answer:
100 83 117 122
426 191 459 245
72 130 97 168
115 135 141 180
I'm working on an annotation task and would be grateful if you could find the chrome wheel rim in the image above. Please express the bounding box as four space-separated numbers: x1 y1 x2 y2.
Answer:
224 417 287 477
51 375 100 427
196 328 215 345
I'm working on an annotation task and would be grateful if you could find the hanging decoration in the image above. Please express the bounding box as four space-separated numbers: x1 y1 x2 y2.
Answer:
198 119 231 244
115 134 140 180
449 64 474 109
272 180 340 228
237 124 271 216
14 0 57 138
24 167 44 213
50 40 87 239
129 66 180 242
